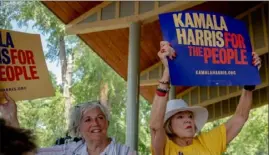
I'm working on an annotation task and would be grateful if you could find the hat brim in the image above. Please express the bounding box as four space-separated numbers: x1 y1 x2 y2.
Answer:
164 106 208 132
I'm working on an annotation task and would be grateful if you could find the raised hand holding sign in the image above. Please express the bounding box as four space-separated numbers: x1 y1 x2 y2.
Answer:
0 92 19 127
158 11 261 86
158 41 176 68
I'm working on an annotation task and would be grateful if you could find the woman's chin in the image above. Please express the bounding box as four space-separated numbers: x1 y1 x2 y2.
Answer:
181 132 195 138
86 134 106 141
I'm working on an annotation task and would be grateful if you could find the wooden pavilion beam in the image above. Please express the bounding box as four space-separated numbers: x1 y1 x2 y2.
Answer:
65 1 204 34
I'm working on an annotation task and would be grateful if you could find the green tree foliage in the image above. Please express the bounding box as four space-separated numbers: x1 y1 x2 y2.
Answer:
138 97 151 154
15 1 77 129
0 1 20 29
17 72 66 147
202 105 268 155
0 5 11 29
225 105 268 155
14 1 65 63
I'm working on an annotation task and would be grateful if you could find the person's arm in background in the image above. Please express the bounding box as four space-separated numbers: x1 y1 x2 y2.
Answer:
0 92 20 128
150 41 176 155
0 92 83 155
225 52 262 144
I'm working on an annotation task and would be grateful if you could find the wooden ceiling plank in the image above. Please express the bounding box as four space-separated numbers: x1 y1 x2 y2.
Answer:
76 1 95 10
92 32 127 78
79 1 103 10
54 2 79 21
114 28 149 75
105 28 152 75
139 44 158 71
85 33 112 61
98 31 128 73
113 28 153 72
78 33 126 79
79 34 104 57
83 33 126 79
100 31 127 64
66 1 87 15
140 41 155 68
152 21 163 45
140 24 160 69
42 1 70 24
140 86 155 103
84 34 114 66
105 29 129 59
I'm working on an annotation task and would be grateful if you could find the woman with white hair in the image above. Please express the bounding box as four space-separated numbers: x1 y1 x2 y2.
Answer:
150 41 262 155
0 95 136 155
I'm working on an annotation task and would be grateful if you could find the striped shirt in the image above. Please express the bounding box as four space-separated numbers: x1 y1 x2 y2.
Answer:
37 138 136 155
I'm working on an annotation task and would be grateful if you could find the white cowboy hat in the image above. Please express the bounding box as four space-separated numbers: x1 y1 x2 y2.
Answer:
164 99 208 133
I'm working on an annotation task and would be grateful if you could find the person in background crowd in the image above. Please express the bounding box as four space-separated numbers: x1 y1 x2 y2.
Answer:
0 118 37 155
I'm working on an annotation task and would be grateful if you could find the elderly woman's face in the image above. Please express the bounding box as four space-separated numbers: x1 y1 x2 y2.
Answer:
80 107 108 141
170 111 196 138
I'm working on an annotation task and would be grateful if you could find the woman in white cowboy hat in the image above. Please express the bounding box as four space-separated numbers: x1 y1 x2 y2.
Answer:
150 41 262 155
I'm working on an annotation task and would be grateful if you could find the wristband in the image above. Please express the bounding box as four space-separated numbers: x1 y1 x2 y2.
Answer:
243 85 256 91
159 80 170 85
156 90 167 97
156 86 170 97
157 86 170 93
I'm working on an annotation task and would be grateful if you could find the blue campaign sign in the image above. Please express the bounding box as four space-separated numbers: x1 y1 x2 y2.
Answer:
158 11 261 86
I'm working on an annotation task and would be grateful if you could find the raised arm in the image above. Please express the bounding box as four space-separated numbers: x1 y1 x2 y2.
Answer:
0 92 20 128
0 92 77 155
150 69 169 155
150 41 176 155
225 52 261 144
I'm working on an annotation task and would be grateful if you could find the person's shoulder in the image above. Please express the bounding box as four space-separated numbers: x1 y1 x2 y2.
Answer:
196 123 227 153
110 139 131 150
196 123 226 142
108 138 137 155
37 140 85 155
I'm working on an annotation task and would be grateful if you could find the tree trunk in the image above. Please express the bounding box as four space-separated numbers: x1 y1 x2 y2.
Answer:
59 35 67 84
100 82 110 111
59 35 72 128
